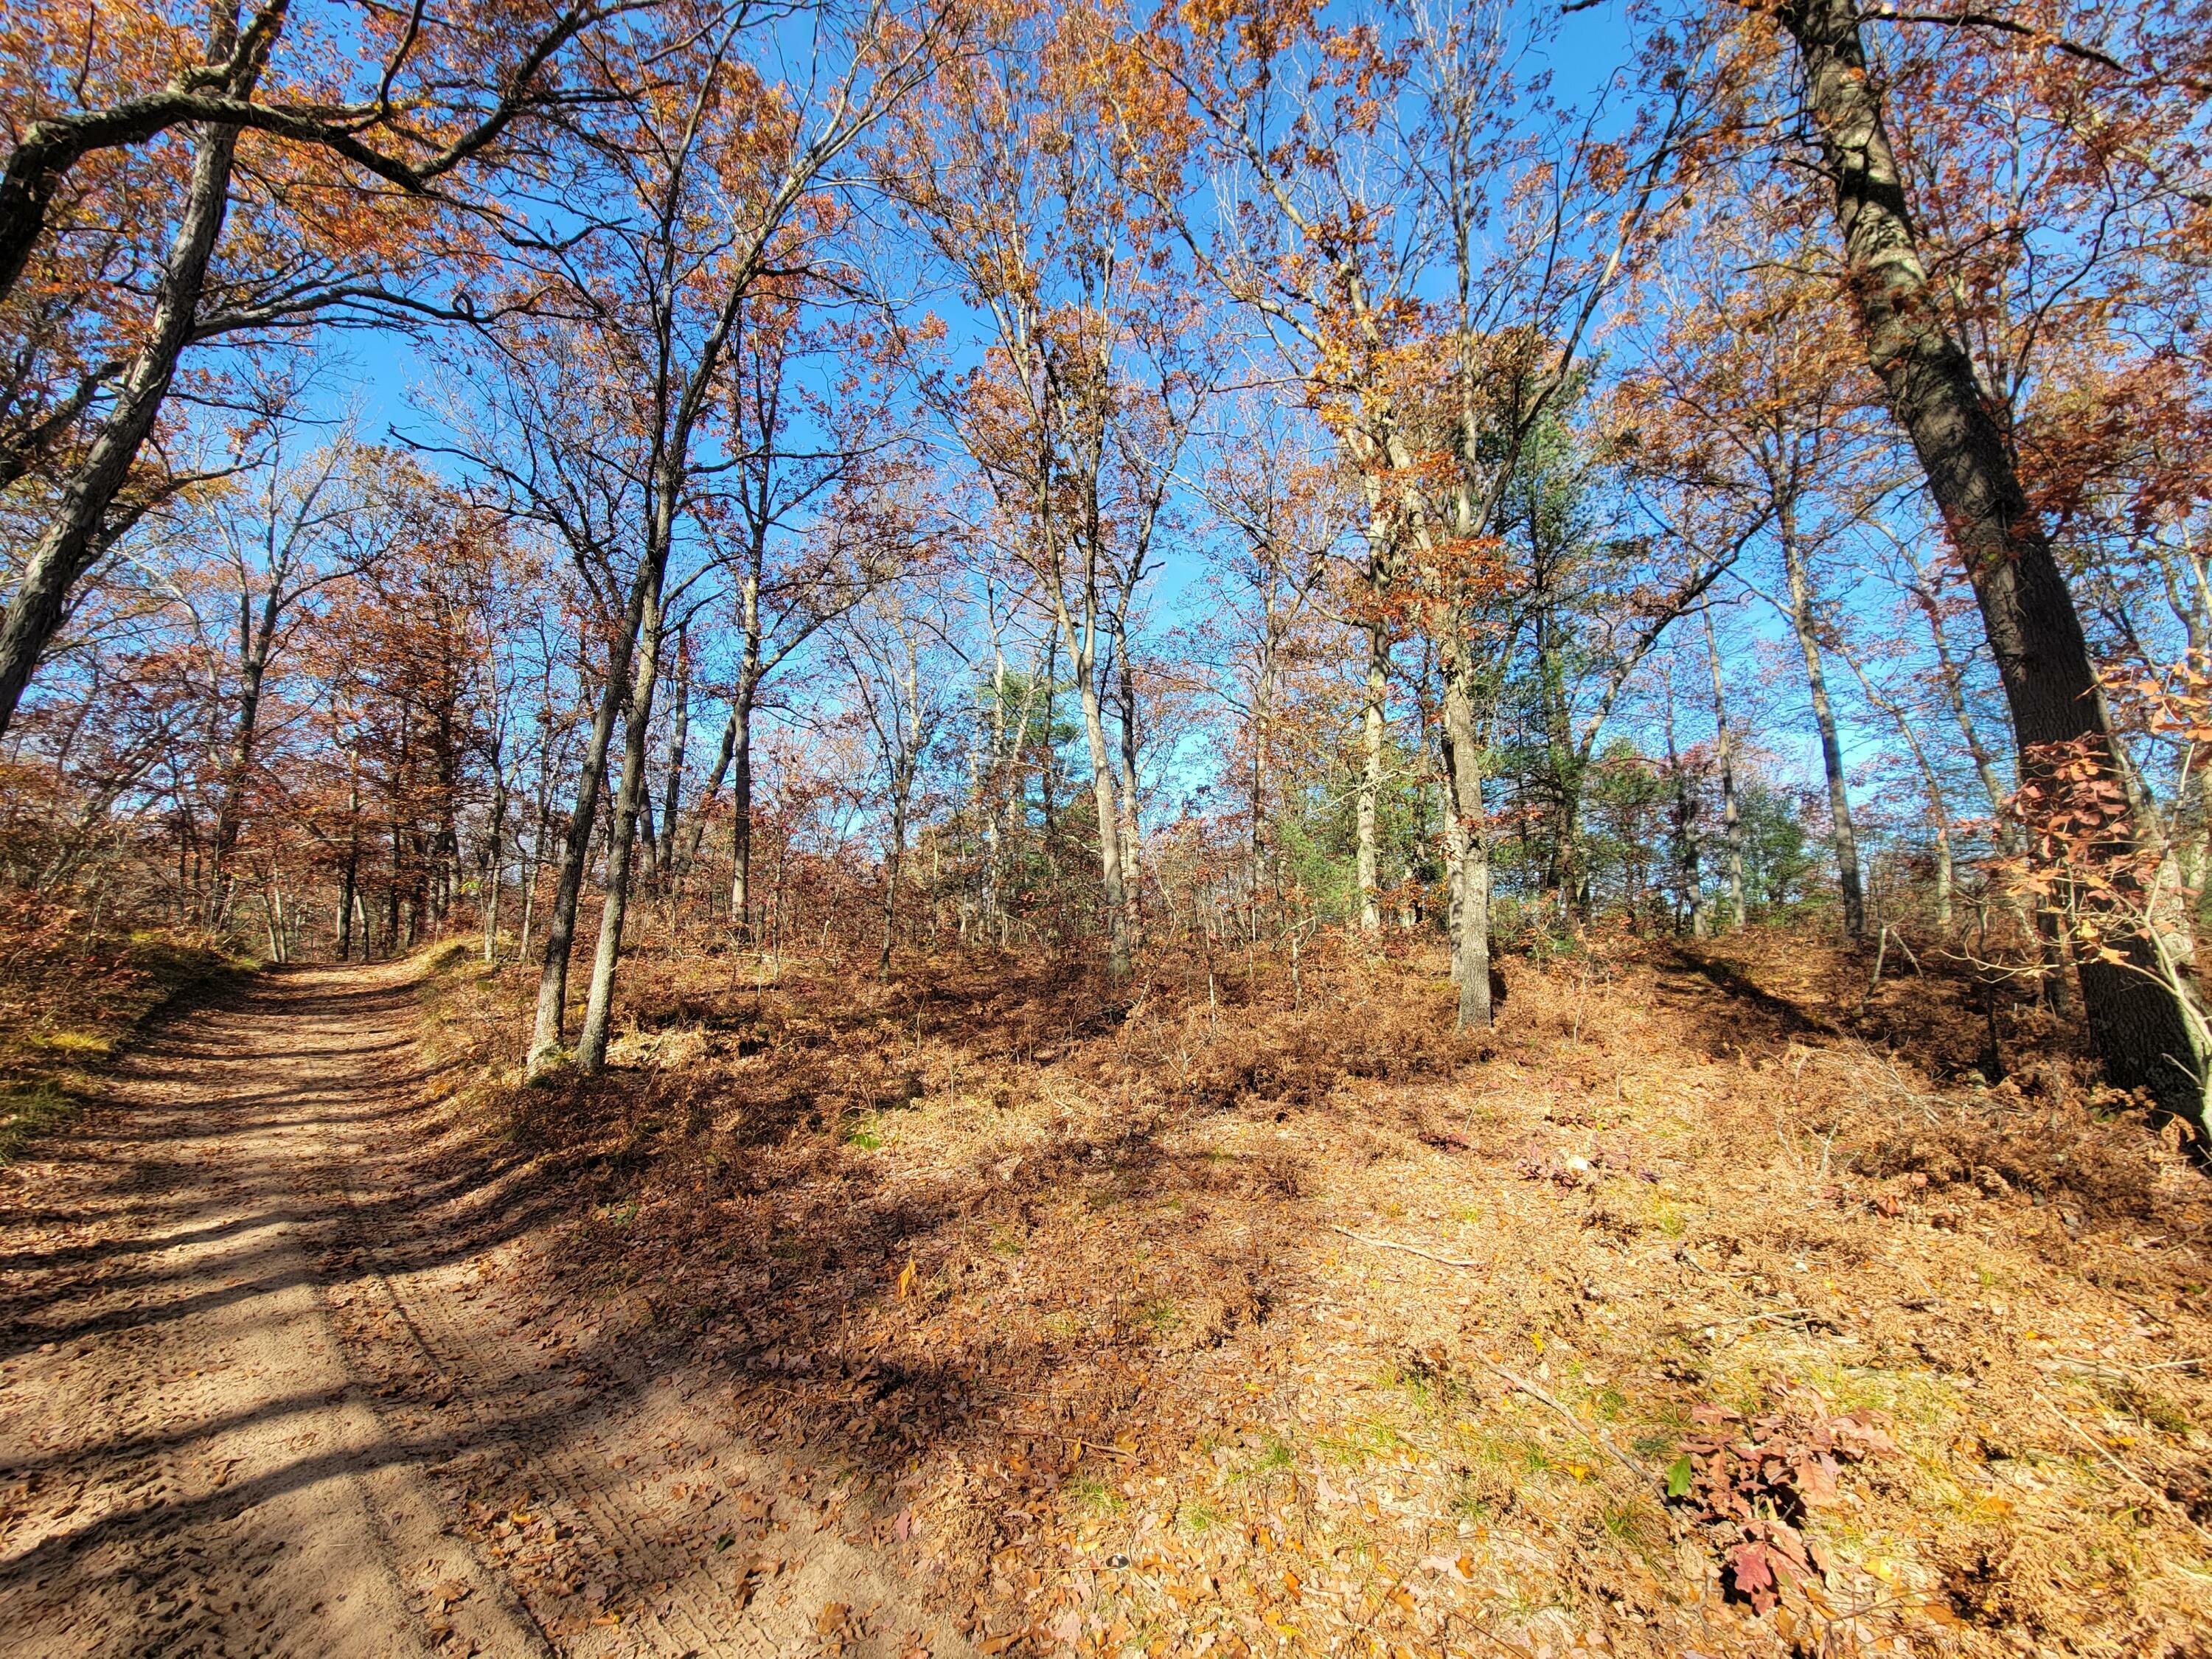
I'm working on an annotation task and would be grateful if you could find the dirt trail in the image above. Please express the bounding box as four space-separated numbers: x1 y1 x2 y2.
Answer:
0 963 953 1659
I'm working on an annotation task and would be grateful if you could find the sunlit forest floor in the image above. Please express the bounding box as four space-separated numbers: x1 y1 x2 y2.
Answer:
396 925 2212 1658
4 919 2209 1658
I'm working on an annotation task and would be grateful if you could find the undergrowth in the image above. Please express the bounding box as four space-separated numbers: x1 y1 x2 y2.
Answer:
0 886 256 1160
402 923 2211 1657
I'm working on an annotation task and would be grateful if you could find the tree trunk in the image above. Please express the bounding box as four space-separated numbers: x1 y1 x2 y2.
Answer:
981 650 1006 937
1039 630 1060 881
211 594 278 922
528 581 648 1076
1782 505 1865 939
1073 661 1130 980
577 593 665 1075
1113 616 1142 938
655 629 690 882
1703 611 1747 931
481 768 508 964
337 852 358 961
684 702 737 868
880 768 910 978
1663 669 1705 937
334 751 363 959
728 694 755 931
1439 646 1493 1029
0 115 241 740
1935 823 1953 929
634 787 658 888
1782 0 2204 1130
1357 617 1388 932
1250 634 1276 934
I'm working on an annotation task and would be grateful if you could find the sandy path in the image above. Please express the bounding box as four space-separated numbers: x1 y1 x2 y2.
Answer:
0 964 950 1659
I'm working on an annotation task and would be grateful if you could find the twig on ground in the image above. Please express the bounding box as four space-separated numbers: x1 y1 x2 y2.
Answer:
2034 1352 2206 1382
1476 1359 1649 1489
1011 1428 1133 1460
1329 1225 1486 1270
2034 1391 2212 1545
1695 1307 1810 1330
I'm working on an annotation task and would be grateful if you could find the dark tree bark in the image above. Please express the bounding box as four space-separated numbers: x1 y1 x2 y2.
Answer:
1779 0 2207 1134
0 113 240 740
1703 610 1747 931
654 627 690 880
0 1 606 312
1438 641 1494 1030
209 591 277 921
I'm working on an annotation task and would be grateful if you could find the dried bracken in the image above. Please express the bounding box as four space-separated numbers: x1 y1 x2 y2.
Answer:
384 931 2212 1658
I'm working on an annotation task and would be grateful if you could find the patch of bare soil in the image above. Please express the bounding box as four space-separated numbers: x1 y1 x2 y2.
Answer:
0 961 958 1658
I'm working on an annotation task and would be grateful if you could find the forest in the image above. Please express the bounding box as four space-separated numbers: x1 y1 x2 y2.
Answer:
3 1 2211 1657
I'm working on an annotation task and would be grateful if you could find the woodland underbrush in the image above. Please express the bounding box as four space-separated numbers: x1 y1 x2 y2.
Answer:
0 886 252 1160
406 922 2212 1659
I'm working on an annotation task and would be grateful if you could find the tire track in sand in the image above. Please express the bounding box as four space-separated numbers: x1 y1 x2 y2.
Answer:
1 961 959 1659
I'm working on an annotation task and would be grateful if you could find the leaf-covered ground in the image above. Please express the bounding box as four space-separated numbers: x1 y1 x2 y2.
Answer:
0 886 250 1161
371 931 2212 1654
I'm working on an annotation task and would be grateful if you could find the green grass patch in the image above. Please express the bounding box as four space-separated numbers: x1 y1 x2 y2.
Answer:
1066 1473 1122 1514
1175 1498 1220 1535
1314 1416 1408 1464
1238 1436 1296 1478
